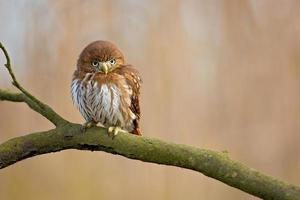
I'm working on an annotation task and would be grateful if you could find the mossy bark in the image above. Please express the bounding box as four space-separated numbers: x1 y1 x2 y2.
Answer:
0 123 299 200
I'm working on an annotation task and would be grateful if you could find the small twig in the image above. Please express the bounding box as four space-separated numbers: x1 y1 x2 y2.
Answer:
0 43 47 107
0 43 21 88
0 89 26 102
0 43 68 126
0 89 52 123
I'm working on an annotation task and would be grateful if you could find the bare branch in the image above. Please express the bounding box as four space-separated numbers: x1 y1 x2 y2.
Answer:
0 89 26 102
0 43 68 126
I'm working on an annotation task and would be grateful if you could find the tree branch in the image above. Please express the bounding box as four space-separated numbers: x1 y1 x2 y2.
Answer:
0 125 299 200
0 42 300 200
0 42 68 126
0 88 68 126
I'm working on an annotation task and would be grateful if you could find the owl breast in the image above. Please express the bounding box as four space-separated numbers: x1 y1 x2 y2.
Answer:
71 73 136 131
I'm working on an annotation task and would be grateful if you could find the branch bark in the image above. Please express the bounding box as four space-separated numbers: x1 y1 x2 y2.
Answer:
0 42 300 200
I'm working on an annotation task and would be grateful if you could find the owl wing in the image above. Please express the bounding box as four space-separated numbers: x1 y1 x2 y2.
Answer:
118 65 142 135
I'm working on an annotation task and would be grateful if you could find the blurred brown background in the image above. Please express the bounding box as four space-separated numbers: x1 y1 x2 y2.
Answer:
0 1 300 199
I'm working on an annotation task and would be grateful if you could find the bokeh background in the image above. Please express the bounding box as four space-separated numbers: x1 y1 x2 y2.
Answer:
1 1 300 199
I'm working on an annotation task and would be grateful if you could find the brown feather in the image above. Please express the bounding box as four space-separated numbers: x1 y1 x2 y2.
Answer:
114 65 142 135
72 40 142 135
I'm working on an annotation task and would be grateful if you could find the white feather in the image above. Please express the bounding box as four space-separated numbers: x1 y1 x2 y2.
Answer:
71 76 135 131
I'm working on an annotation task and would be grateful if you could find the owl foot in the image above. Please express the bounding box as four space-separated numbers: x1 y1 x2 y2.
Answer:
108 126 125 138
80 121 97 133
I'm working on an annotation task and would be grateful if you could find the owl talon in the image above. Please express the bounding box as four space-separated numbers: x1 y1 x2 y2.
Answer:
80 121 96 133
108 126 125 138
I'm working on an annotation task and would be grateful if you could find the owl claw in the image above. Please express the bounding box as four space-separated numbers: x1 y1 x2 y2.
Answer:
108 126 125 138
80 121 96 133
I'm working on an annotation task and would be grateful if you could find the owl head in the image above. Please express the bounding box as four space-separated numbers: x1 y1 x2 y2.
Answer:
77 40 125 74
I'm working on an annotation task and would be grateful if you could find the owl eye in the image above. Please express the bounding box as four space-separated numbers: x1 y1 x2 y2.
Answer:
109 59 116 65
91 60 99 67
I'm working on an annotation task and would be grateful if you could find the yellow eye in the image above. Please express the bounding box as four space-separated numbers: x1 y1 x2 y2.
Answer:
109 59 116 65
91 60 99 67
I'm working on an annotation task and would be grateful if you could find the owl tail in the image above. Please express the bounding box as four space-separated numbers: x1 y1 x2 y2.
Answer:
132 127 142 136
132 120 142 136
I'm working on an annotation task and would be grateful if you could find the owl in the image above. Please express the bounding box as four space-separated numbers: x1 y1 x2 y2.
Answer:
71 40 142 136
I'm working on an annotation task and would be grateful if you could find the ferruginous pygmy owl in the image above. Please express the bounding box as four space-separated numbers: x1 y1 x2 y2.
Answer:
71 40 142 136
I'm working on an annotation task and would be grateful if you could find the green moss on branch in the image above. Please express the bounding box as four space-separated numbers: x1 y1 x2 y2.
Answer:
0 124 299 200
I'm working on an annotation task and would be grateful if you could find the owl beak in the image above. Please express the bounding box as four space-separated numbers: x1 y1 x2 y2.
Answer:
100 62 109 74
